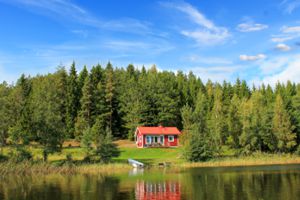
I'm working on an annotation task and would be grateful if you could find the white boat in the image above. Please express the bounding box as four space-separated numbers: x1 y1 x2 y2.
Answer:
128 158 144 168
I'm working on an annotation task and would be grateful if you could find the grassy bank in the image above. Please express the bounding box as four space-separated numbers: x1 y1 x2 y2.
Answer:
0 161 131 176
1 141 300 176
179 153 300 168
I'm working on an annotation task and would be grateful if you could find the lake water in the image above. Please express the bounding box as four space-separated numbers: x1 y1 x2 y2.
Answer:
0 164 299 200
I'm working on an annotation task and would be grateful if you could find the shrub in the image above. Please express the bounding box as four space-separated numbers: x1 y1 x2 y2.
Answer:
95 128 120 163
295 145 300 156
0 154 7 162
9 148 32 163
183 133 215 162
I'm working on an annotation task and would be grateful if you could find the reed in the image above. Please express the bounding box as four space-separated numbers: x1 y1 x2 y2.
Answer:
179 153 300 168
0 161 132 176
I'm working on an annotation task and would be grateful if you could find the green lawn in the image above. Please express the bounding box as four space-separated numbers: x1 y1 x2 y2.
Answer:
1 145 182 165
115 147 182 164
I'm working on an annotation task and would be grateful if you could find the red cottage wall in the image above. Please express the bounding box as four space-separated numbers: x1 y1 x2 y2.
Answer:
165 135 178 147
136 131 144 148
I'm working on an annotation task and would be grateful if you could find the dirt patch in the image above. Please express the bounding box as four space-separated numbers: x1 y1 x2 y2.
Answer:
114 140 136 148
63 140 80 147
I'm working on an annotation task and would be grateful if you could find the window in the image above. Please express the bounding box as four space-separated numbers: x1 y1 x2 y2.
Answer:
146 136 152 144
168 135 174 142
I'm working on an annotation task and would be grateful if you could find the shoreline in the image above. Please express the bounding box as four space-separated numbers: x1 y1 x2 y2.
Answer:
1 154 299 176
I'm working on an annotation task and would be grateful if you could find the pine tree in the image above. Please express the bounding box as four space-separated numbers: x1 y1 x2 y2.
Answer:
208 85 227 150
95 127 120 163
66 62 79 138
273 94 297 152
78 65 88 100
226 94 242 148
105 62 115 133
75 76 93 139
9 74 33 145
292 84 300 145
30 75 65 161
0 82 11 152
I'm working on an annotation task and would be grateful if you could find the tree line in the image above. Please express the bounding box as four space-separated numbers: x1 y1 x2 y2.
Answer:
0 62 300 162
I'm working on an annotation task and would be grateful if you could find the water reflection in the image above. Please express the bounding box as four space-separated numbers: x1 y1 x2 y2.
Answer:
0 165 299 200
135 180 181 200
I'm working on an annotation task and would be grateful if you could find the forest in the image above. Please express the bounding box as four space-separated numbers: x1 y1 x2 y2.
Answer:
0 62 300 162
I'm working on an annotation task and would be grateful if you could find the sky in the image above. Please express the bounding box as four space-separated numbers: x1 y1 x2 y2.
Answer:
0 0 300 85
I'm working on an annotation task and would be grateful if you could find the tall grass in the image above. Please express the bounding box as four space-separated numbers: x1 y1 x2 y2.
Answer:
179 153 300 168
0 161 131 176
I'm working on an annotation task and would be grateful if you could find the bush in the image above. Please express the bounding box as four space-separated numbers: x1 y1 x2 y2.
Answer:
95 128 120 163
295 145 300 156
183 133 215 162
0 154 8 162
9 148 32 163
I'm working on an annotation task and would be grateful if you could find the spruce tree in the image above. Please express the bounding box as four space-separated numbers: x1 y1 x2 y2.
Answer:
66 62 79 138
273 94 297 152
226 94 242 148
208 85 227 150
75 76 93 139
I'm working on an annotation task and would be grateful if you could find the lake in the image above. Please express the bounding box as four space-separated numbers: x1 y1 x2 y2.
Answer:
0 164 299 200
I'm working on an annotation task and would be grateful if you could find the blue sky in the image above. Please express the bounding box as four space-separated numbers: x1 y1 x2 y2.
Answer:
0 0 300 85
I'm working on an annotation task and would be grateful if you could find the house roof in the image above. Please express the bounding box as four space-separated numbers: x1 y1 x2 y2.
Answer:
137 126 181 135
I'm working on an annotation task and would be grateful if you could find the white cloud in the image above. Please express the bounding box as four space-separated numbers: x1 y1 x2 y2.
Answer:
188 66 239 82
271 36 294 42
281 0 300 14
240 54 266 61
271 26 300 42
237 23 268 32
104 40 174 55
162 2 230 45
259 56 290 75
184 55 232 65
260 54 300 86
1 0 152 35
275 43 291 51
281 26 300 33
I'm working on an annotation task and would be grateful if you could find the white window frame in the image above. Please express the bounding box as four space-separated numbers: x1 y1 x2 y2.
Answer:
146 136 152 144
168 135 174 142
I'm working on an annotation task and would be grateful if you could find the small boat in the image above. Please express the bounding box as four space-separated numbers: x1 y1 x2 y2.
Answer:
128 158 144 168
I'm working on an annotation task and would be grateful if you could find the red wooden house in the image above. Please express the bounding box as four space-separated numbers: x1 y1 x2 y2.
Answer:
135 126 181 148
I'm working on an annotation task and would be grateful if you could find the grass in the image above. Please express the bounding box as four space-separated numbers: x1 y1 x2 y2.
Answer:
115 147 182 165
1 140 300 176
0 161 131 176
180 153 300 168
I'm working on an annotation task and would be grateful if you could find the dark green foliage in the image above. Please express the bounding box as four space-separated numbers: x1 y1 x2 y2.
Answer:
273 94 297 152
66 62 79 138
183 128 215 162
95 128 120 163
0 82 12 148
75 76 93 139
2 61 300 163
30 74 65 161
9 147 32 163
0 154 7 162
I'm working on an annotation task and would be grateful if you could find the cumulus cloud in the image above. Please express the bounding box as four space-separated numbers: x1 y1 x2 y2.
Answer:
275 43 291 51
162 2 230 45
239 54 266 61
237 23 268 32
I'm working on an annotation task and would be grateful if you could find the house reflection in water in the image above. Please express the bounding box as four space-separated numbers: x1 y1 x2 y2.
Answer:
135 180 181 200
